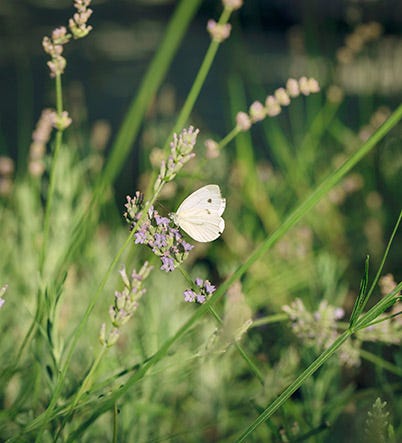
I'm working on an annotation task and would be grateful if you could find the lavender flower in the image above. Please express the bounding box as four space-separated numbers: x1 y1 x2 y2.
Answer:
282 299 342 350
43 1 92 77
183 278 217 304
100 262 152 347
184 289 197 303
154 126 198 191
160 256 175 272
234 77 320 131
125 200 194 272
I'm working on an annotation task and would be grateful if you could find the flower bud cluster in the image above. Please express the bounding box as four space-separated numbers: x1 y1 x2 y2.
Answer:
337 21 382 65
42 27 70 77
99 262 153 347
283 298 344 351
50 110 72 131
235 77 320 131
29 109 54 177
183 278 216 304
124 198 194 273
42 0 92 77
207 20 232 43
69 0 93 39
153 126 198 192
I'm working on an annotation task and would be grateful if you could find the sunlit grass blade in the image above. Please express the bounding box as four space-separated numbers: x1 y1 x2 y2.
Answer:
351 209 402 329
349 255 370 327
99 0 202 192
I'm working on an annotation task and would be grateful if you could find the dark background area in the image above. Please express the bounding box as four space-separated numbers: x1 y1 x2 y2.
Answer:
1 0 401 177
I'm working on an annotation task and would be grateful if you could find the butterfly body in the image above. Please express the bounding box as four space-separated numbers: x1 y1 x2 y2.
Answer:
172 184 226 242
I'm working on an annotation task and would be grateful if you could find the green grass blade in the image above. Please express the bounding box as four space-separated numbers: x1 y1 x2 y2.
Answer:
99 0 202 192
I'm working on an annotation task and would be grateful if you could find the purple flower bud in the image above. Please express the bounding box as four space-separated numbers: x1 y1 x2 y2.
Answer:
204 280 216 294
184 289 197 302
195 278 204 288
154 232 167 248
155 214 170 226
135 229 147 244
160 256 175 272
181 240 194 252
196 294 206 304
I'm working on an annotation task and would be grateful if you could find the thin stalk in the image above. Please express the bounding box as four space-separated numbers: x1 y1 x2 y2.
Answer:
113 402 118 443
219 126 240 150
101 0 202 192
356 209 402 318
251 313 288 328
40 73 64 273
359 348 402 377
17 74 64 366
162 7 232 151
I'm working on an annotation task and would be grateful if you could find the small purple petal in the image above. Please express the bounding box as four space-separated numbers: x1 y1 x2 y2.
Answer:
196 294 206 304
181 240 194 252
160 256 175 272
184 289 197 302
195 278 203 288
203 280 216 294
155 215 170 226
154 232 167 248
134 230 147 244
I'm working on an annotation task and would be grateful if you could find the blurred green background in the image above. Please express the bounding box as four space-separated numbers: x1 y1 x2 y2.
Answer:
1 0 402 187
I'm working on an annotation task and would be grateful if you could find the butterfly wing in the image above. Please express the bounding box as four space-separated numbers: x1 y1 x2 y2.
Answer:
175 184 226 242
176 184 226 215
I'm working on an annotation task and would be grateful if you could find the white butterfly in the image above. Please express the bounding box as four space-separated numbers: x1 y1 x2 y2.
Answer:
172 184 226 243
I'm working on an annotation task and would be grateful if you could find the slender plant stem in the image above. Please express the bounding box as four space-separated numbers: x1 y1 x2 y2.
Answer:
113 402 118 443
359 348 402 377
219 126 240 150
251 313 288 328
162 7 232 151
357 209 402 319
102 0 202 192
16 74 65 368
40 73 64 273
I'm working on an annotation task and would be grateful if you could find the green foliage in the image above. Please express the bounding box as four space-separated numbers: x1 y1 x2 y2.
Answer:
0 1 402 442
